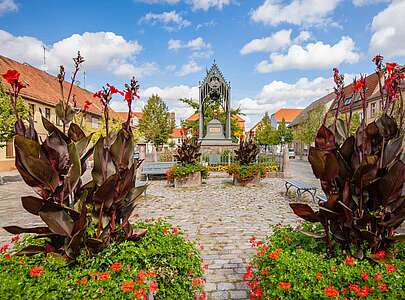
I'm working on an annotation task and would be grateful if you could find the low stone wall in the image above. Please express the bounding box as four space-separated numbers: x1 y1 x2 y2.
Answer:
174 171 202 188
232 174 261 186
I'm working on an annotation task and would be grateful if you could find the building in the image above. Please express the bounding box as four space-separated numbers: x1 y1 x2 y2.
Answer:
270 108 303 128
0 55 105 171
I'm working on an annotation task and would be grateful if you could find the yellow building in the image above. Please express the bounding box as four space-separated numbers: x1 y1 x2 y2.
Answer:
0 55 105 171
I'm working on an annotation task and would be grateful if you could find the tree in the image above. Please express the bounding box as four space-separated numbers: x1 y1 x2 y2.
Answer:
180 97 243 142
276 118 293 145
255 112 274 152
0 81 30 146
294 105 324 146
140 95 174 153
86 117 140 144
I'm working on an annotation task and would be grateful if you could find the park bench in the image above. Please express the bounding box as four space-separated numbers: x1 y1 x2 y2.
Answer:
285 179 317 202
141 161 176 181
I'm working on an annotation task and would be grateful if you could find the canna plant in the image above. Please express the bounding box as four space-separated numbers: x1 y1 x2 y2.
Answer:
234 136 259 165
290 56 405 257
2 52 147 259
173 129 201 164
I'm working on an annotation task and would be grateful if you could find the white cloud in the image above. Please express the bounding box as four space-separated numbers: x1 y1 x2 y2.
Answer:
256 36 360 73
166 64 177 72
369 0 405 57
140 11 191 31
251 0 340 27
237 74 354 129
0 30 157 78
168 37 211 51
177 60 202 76
113 62 158 78
352 0 389 6
0 0 17 16
189 0 231 11
294 31 311 44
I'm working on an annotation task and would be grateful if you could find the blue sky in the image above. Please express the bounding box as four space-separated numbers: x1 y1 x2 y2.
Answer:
0 0 404 128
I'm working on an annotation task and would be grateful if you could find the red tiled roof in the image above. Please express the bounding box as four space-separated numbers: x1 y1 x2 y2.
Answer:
170 127 187 138
115 111 143 122
272 108 304 123
0 55 104 116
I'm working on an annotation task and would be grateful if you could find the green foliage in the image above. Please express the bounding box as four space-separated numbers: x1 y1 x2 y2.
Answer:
349 112 361 135
167 163 208 180
0 220 205 299
245 224 405 299
140 95 174 148
276 118 293 145
180 98 243 142
87 118 140 145
255 112 278 148
294 105 324 146
0 81 30 145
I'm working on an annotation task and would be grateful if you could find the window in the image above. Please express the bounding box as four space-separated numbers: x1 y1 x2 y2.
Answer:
29 103 35 117
359 112 364 121
371 102 376 117
91 116 99 129
5 141 14 158
45 108 51 120
56 116 62 126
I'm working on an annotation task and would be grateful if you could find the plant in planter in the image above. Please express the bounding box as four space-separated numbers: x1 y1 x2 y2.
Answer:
289 57 405 256
168 132 207 188
228 137 260 185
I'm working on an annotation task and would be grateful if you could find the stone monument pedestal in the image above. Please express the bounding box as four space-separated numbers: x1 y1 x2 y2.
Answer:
200 119 237 159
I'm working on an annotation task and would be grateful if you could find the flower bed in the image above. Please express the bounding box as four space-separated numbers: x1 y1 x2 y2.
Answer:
166 163 208 187
0 220 207 299
245 223 405 299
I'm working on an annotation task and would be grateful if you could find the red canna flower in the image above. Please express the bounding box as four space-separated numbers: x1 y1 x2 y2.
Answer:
386 264 395 273
29 266 44 277
378 283 388 292
97 272 110 281
149 281 158 293
4 254 11 260
121 280 135 292
345 256 355 266
375 250 385 258
324 286 339 297
386 63 398 73
93 90 102 98
2 69 20 84
353 78 365 92
11 235 20 243
361 272 369 280
316 272 322 281
374 272 382 281
279 281 291 289
83 100 92 112
106 83 120 95
110 262 122 272
172 227 179 235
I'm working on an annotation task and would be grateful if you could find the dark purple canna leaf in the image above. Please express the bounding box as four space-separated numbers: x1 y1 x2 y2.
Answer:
289 203 320 223
41 115 70 143
93 173 118 208
339 136 355 162
382 136 403 168
3 226 51 234
68 123 86 142
308 148 339 181
376 113 398 140
21 196 46 215
127 228 147 241
39 208 75 237
378 160 405 205
66 143 81 193
315 125 336 151
110 128 134 171
14 245 46 256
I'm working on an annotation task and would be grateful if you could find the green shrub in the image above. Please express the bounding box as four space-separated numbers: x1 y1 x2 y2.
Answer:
0 220 206 300
167 163 208 182
245 223 405 299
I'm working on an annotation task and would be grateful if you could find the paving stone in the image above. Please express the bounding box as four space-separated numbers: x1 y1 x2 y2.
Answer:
230 290 248 299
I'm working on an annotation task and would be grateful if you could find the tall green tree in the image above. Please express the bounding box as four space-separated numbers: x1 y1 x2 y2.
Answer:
255 112 275 152
294 105 324 146
0 81 30 146
180 97 243 142
276 118 293 145
140 95 174 151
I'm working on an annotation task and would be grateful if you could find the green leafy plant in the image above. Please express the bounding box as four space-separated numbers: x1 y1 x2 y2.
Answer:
245 223 405 299
235 137 259 165
290 57 405 256
1 52 147 259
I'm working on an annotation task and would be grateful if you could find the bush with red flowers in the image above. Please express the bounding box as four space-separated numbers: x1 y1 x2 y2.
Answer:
245 223 404 299
0 220 206 299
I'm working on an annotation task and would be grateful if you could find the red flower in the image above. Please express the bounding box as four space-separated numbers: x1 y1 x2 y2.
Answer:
261 268 269 276
4 254 11 260
345 256 355 266
163 228 169 235
361 272 369 280
249 236 257 247
356 286 370 297
192 278 204 286
29 266 44 277
107 83 120 95
349 283 359 292
386 264 395 273
110 262 122 272
386 63 398 73
279 281 291 289
83 100 92 112
353 79 365 92
244 266 254 281
378 283 388 292
133 287 146 299
76 277 88 286
97 272 110 281
2 69 20 84
342 288 347 295
147 271 156 278
374 272 382 281
11 235 20 243
316 272 322 281
172 227 179 235
149 281 158 293
0 243 9 253
324 286 339 297
121 280 135 292
269 248 282 260
375 250 385 258
194 292 206 300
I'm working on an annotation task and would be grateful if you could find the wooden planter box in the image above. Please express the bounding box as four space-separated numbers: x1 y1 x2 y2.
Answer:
232 174 261 186
174 171 202 188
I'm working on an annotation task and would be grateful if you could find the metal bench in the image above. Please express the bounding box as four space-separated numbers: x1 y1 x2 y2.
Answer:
141 162 176 181
285 179 317 202
316 193 327 203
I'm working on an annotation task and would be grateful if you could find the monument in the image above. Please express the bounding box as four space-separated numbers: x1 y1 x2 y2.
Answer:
198 63 236 155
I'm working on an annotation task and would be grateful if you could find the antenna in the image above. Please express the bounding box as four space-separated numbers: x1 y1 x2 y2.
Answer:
41 45 48 72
